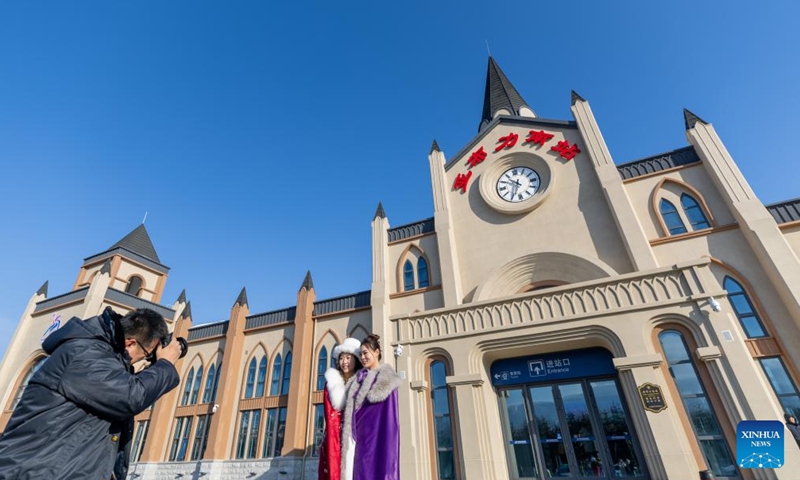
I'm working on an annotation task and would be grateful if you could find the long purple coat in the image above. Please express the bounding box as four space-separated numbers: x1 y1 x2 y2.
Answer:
341 363 401 480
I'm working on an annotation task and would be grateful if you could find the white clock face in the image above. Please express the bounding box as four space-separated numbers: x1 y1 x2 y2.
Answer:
496 167 540 203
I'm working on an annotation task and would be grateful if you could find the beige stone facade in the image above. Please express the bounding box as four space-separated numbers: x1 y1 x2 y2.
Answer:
2 59 800 480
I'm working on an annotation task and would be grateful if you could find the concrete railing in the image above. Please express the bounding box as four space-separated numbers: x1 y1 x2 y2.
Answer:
392 258 711 343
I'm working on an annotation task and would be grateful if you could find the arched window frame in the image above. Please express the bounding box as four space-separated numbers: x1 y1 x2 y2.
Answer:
181 367 195 406
269 354 282 396
316 346 328 391
653 324 738 477
8 356 47 411
396 244 434 293
653 179 716 237
256 355 268 397
244 358 257 399
723 276 768 339
681 193 711 230
190 364 204 405
425 355 459 480
281 352 293 396
125 275 145 297
659 199 687 235
202 363 217 404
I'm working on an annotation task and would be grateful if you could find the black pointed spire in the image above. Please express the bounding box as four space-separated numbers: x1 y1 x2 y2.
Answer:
430 140 440 154
374 202 386 220
180 301 192 320
110 224 160 263
684 108 707 130
300 271 314 292
176 289 186 303
479 57 534 132
100 259 112 275
36 280 49 296
234 287 248 307
571 90 585 105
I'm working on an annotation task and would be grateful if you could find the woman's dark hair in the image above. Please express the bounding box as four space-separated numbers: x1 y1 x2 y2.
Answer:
361 334 382 360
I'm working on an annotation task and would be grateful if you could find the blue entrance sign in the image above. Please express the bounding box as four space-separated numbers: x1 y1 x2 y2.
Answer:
490 347 616 387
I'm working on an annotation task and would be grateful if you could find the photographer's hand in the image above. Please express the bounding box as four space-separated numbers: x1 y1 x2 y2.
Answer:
157 337 182 365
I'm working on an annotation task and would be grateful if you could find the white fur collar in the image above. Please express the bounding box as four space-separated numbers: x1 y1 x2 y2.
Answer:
324 368 346 411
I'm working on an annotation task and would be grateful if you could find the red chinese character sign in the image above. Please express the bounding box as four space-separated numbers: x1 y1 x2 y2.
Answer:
466 147 487 169
451 129 581 195
494 133 519 152
550 140 581 161
524 130 554 147
452 170 472 194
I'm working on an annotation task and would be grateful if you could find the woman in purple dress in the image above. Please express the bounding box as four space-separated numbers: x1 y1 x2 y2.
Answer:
340 334 401 480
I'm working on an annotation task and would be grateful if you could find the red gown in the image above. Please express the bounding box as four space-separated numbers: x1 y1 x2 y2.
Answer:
319 373 345 480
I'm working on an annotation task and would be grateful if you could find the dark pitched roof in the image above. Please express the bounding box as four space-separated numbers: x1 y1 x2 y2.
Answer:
479 57 534 132
314 290 371 316
188 321 229 341
110 225 161 263
617 146 701 180
36 280 49 296
34 287 89 313
571 90 585 105
300 271 314 291
100 259 112 275
234 287 248 308
374 202 386 220
388 217 435 243
430 140 440 154
177 289 186 303
104 288 176 320
766 198 800 224
684 108 707 130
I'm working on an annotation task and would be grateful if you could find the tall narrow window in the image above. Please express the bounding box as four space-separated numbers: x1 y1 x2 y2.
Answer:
130 420 150 463
330 344 338 368
236 411 251 459
11 357 46 410
418 257 429 289
169 417 185 461
256 356 268 397
659 331 737 478
181 368 195 406
263 408 278 458
202 364 216 404
681 194 710 230
126 276 143 296
759 357 800 419
724 277 767 338
403 260 415 291
210 362 222 403
430 361 455 479
660 199 688 235
191 415 209 461
270 355 282 396
312 404 325 456
244 358 257 398
248 410 262 459
275 407 288 457
190 366 203 405
281 352 293 395
317 347 328 391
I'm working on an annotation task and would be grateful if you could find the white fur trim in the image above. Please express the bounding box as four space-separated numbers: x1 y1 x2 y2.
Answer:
324 367 346 411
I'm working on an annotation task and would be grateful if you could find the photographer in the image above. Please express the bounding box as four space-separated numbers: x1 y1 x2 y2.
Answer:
0 307 184 480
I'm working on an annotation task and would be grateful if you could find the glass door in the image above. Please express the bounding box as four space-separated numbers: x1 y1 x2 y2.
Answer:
499 378 647 480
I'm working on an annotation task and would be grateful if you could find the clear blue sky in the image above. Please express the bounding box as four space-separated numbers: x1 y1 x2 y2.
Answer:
1 1 799 359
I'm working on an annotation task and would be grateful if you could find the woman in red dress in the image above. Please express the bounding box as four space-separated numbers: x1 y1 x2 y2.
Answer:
319 337 362 480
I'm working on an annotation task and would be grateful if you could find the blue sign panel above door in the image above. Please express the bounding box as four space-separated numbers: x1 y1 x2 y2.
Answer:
490 347 616 387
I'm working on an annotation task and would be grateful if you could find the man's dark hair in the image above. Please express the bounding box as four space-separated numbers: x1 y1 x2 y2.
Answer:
120 308 168 347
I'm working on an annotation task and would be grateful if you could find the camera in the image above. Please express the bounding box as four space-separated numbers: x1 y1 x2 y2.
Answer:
161 333 189 359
